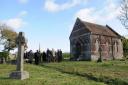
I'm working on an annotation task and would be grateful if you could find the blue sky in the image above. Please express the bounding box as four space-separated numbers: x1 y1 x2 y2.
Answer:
0 0 128 52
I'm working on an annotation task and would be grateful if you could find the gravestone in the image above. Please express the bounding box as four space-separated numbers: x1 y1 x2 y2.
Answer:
9 32 29 80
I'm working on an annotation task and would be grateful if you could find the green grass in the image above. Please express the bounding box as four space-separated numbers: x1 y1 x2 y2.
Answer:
0 60 128 85
42 60 128 85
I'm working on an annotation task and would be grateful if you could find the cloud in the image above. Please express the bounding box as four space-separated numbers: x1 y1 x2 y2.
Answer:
1 11 28 29
44 0 88 12
75 8 97 23
5 18 26 29
18 0 29 4
75 0 120 24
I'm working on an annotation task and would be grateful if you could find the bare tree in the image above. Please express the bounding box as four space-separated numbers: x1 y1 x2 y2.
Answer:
119 0 128 29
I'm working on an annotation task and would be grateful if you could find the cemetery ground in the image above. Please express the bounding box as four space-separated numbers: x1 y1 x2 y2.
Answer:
0 60 128 85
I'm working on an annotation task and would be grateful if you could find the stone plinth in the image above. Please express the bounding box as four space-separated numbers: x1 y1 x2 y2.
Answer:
9 71 29 80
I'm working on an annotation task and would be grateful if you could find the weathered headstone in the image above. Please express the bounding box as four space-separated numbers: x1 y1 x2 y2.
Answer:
9 32 29 80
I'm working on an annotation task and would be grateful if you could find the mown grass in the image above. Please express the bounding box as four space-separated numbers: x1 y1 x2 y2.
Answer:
0 63 105 85
0 60 128 85
42 60 128 85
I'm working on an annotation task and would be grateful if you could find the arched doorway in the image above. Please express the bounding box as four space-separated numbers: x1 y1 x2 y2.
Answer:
75 42 82 59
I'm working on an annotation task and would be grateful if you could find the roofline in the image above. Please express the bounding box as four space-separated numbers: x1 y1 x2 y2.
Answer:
69 18 81 39
69 18 91 39
106 25 122 38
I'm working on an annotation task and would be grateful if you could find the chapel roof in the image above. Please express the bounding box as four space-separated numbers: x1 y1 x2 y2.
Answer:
70 18 121 38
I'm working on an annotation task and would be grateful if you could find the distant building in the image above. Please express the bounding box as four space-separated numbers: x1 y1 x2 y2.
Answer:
69 18 123 61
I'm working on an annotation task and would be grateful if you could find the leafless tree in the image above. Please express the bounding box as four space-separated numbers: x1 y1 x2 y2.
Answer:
119 0 128 29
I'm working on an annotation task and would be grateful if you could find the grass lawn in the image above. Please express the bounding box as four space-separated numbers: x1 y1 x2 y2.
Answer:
0 60 128 85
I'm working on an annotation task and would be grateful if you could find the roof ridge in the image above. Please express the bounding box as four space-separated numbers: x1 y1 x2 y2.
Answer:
81 20 106 28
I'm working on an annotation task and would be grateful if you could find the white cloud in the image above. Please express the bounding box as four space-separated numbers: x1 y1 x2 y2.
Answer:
101 0 120 21
44 0 88 12
18 0 29 4
5 18 26 29
75 0 120 24
75 8 97 23
1 11 28 29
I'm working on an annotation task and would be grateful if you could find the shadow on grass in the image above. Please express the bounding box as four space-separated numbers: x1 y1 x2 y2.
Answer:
0 77 10 80
42 65 128 85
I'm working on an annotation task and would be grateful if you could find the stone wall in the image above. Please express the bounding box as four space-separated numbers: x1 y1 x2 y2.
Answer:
90 34 123 61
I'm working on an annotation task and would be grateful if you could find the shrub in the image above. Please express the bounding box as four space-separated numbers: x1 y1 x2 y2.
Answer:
62 53 70 59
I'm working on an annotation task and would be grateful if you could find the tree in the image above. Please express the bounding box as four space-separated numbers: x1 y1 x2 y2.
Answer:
0 24 17 52
0 51 9 63
122 38 128 58
122 38 128 49
119 0 128 29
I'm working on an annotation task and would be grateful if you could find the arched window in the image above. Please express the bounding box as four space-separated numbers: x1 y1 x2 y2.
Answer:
106 41 109 52
95 39 99 52
114 41 117 53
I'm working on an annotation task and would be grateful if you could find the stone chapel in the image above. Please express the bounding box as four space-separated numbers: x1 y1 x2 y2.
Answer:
69 18 123 61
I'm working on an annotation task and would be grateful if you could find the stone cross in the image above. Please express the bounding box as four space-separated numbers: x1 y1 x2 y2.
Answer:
9 32 29 80
16 32 26 71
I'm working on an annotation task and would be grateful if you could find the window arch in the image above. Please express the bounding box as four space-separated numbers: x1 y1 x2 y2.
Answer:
95 39 99 52
114 41 118 53
116 41 119 52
